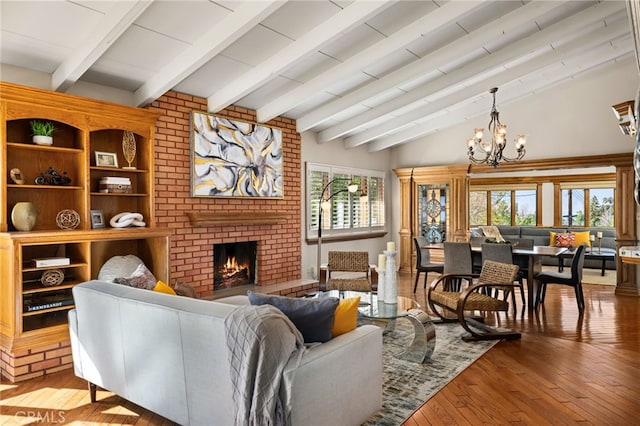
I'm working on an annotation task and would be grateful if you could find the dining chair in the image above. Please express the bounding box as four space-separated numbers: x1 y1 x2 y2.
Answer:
427 260 521 341
481 243 525 314
535 244 586 311
443 242 474 291
412 236 444 293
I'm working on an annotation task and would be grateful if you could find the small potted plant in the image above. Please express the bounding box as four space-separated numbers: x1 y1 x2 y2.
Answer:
30 120 55 146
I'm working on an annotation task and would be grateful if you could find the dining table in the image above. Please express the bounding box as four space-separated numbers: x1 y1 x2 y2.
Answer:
424 243 568 310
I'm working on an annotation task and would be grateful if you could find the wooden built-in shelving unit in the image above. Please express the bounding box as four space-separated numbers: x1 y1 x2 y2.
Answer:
0 82 171 355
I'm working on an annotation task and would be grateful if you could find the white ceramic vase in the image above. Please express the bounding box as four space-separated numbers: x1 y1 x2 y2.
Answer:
11 202 37 231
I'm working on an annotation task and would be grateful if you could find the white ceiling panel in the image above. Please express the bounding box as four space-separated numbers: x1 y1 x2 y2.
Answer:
279 51 340 83
0 1 104 48
361 49 418 79
174 54 252 98
0 32 69 73
0 0 635 152
99 25 188 73
319 23 385 62
134 1 231 44
220 24 293 67
365 0 439 36
260 0 343 39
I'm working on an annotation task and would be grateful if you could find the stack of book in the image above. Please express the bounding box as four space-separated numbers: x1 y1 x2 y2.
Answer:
30 257 70 268
24 291 74 312
99 176 132 193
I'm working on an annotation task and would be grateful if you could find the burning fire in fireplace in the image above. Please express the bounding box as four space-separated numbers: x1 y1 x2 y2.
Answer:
213 241 256 290
221 256 245 280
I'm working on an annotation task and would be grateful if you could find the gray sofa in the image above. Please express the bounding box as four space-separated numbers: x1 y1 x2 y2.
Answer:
472 226 617 270
69 280 383 426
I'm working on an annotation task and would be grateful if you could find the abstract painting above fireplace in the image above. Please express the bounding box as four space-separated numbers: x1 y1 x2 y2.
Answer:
213 241 257 291
191 112 283 198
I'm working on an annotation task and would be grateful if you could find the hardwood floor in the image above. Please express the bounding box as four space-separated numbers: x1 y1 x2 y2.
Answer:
1 272 638 425
403 271 640 425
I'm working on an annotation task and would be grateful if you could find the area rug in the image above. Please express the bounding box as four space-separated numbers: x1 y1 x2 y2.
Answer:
363 320 497 426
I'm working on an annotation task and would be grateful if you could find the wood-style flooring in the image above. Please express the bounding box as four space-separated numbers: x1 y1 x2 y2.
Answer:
1 272 638 425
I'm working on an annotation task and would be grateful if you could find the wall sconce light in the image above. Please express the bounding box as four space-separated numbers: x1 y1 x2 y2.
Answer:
611 100 636 136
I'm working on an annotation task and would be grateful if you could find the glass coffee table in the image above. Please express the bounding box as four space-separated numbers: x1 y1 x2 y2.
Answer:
315 291 436 363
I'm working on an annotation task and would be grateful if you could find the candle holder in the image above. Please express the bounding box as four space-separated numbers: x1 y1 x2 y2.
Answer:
598 236 602 254
376 268 386 302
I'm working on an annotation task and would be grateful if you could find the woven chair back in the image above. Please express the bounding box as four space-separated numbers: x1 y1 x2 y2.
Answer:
327 251 369 273
478 260 519 288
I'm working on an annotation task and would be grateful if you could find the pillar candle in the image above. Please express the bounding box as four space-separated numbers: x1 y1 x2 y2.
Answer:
386 241 396 252
589 235 595 242
596 232 603 239
378 254 386 270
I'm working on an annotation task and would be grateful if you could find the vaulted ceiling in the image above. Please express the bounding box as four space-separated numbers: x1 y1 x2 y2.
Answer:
1 1 636 152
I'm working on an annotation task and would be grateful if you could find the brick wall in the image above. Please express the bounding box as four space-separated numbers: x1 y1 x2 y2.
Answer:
1 342 72 382
147 92 302 296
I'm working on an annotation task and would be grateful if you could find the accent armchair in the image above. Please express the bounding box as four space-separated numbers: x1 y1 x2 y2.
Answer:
427 260 521 341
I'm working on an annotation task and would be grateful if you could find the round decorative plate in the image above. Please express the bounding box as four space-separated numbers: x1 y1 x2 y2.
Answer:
41 269 64 286
426 226 442 243
56 209 80 230
426 198 442 219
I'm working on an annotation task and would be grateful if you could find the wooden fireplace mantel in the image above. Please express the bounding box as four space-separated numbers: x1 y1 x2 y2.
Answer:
186 211 289 226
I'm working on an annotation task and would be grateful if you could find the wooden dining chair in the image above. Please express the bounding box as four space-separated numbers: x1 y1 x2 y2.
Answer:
413 236 444 293
427 260 521 341
481 243 525 314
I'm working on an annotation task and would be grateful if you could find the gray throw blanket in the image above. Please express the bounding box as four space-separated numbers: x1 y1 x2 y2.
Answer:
224 304 305 426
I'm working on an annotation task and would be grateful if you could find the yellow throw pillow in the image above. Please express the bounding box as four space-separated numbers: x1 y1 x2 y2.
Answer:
332 296 361 337
571 230 591 248
153 280 176 295
549 231 557 247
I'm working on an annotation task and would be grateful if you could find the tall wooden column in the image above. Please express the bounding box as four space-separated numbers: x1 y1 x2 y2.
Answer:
615 164 638 296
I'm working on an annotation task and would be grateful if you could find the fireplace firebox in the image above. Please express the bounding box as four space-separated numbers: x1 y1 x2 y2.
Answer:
213 241 257 290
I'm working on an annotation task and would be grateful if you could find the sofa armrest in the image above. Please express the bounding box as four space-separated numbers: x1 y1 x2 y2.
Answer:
68 309 83 378
288 324 383 426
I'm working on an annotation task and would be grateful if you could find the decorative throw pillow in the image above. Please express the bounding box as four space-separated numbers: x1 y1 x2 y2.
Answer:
172 280 197 298
555 233 575 247
332 296 361 337
549 231 557 247
153 280 177 295
479 226 505 242
98 254 146 282
247 291 339 343
113 263 157 290
571 231 591 248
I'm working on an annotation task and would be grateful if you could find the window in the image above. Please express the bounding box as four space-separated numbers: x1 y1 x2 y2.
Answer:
560 183 614 227
306 162 385 239
469 185 537 226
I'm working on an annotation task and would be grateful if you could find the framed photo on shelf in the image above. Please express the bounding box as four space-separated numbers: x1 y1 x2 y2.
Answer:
90 210 105 229
95 151 119 168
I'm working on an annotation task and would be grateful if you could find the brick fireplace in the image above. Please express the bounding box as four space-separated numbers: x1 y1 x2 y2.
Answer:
149 92 302 297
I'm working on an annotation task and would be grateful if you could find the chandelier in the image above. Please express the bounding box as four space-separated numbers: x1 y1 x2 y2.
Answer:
467 87 527 167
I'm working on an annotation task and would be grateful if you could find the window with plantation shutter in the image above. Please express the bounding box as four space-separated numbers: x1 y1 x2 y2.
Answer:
306 162 385 240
